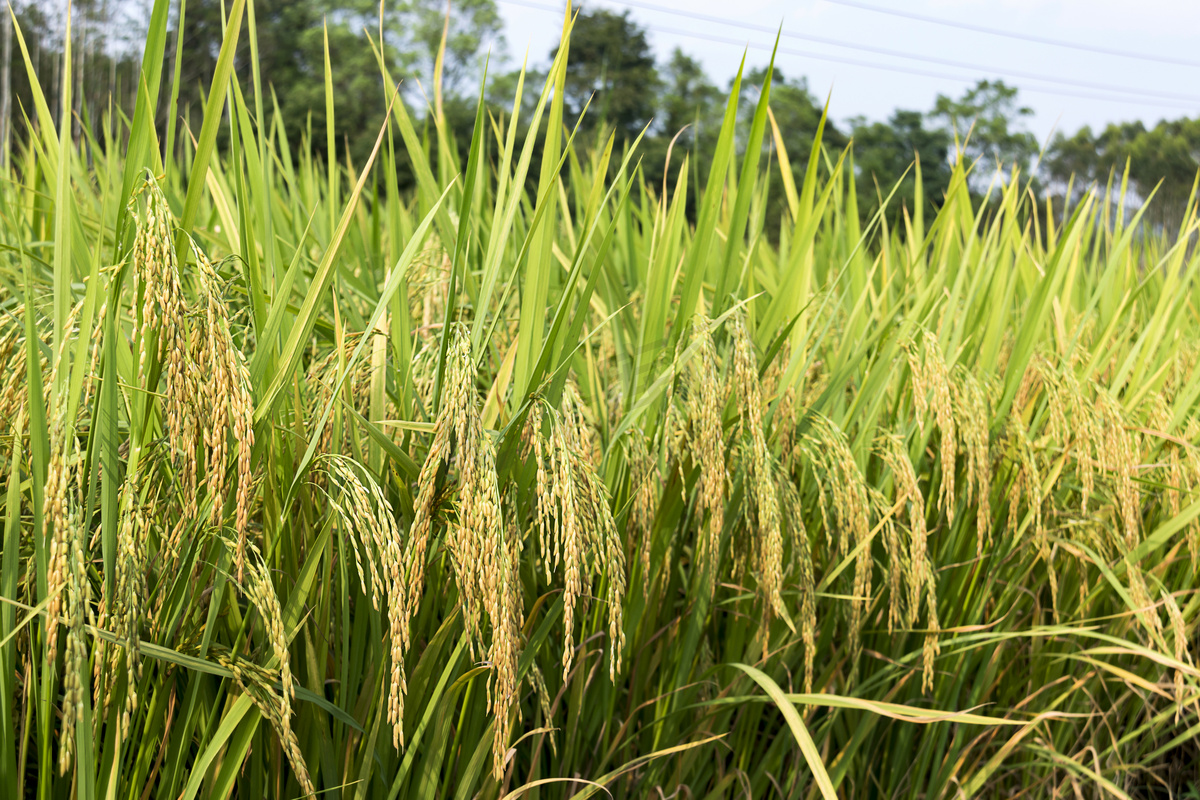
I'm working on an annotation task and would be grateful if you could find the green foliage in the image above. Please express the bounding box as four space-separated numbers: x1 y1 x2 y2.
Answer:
173 0 402 162
851 109 953 219
401 0 504 95
1046 118 1200 231
932 78 1039 175
554 8 660 140
640 47 723 195
660 46 723 144
746 66 846 161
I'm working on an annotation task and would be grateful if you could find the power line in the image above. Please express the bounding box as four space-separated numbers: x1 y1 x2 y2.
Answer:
587 0 1200 106
498 0 1200 114
823 0 1200 70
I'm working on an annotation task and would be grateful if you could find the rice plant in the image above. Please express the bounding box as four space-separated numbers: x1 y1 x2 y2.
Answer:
1 3 1198 798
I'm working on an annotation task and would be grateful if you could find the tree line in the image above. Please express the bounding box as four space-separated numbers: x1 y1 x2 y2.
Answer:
8 1 1199 232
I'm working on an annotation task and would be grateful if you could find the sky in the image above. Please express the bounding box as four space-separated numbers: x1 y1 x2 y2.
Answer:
492 0 1200 143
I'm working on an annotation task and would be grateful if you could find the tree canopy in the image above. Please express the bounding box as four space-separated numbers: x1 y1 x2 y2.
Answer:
554 8 660 142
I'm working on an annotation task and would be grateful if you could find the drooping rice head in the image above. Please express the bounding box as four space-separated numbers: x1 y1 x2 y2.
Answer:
731 313 786 641
801 415 871 685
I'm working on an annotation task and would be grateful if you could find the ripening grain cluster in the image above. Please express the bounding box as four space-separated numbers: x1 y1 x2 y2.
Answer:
0 5 1198 799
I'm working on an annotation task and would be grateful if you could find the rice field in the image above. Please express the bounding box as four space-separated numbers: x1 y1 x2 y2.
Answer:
1 4 1199 798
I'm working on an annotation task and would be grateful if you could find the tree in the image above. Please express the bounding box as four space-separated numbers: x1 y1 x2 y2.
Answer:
1043 125 1099 195
3 0 142 146
736 68 845 237
167 0 502 166
743 67 845 162
851 109 953 220
931 79 1038 177
1046 118 1200 232
1123 118 1200 219
638 48 721 196
169 0 365 151
659 48 721 145
553 8 660 143
398 0 504 100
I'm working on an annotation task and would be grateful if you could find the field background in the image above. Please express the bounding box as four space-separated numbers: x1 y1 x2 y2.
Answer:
1 2 1199 798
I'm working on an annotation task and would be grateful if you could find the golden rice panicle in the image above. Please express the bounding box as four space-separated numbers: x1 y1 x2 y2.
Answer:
874 486 907 634
800 356 829 415
877 434 928 632
661 340 689 505
530 662 557 756
1126 564 1163 639
408 326 520 777
604 513 628 679
1038 357 1069 447
406 323 534 732
92 580 110 721
731 314 785 631
78 299 108 420
406 323 475 619
317 455 412 747
1011 360 1041 425
803 417 869 562
766 339 797 458
408 336 441 411
234 532 297 743
533 385 626 683
780 478 816 691
1049 364 1098 516
952 369 992 554
802 415 871 680
907 332 956 522
429 323 501 660
626 432 660 596
304 334 379 457
114 474 150 737
538 398 583 679
303 346 342 460
1145 400 1198 571
1007 406 1056 615
0 322 30 431
192 247 256 580
686 314 726 599
561 380 596 459
58 440 90 775
1162 590 1192 722
1184 418 1200 569
214 650 315 800
452 427 499 662
775 380 798 465
1148 397 1179 515
487 501 525 781
546 416 584 682
527 408 554 583
906 339 928 426
132 178 198 540
321 457 384 609
43 303 83 667
44 418 69 668
1094 391 1139 552
130 175 186 384
585 422 628 676
921 568 941 693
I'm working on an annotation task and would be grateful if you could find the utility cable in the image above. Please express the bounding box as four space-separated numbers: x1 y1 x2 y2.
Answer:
823 0 1200 70
499 0 1200 113
586 0 1200 105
